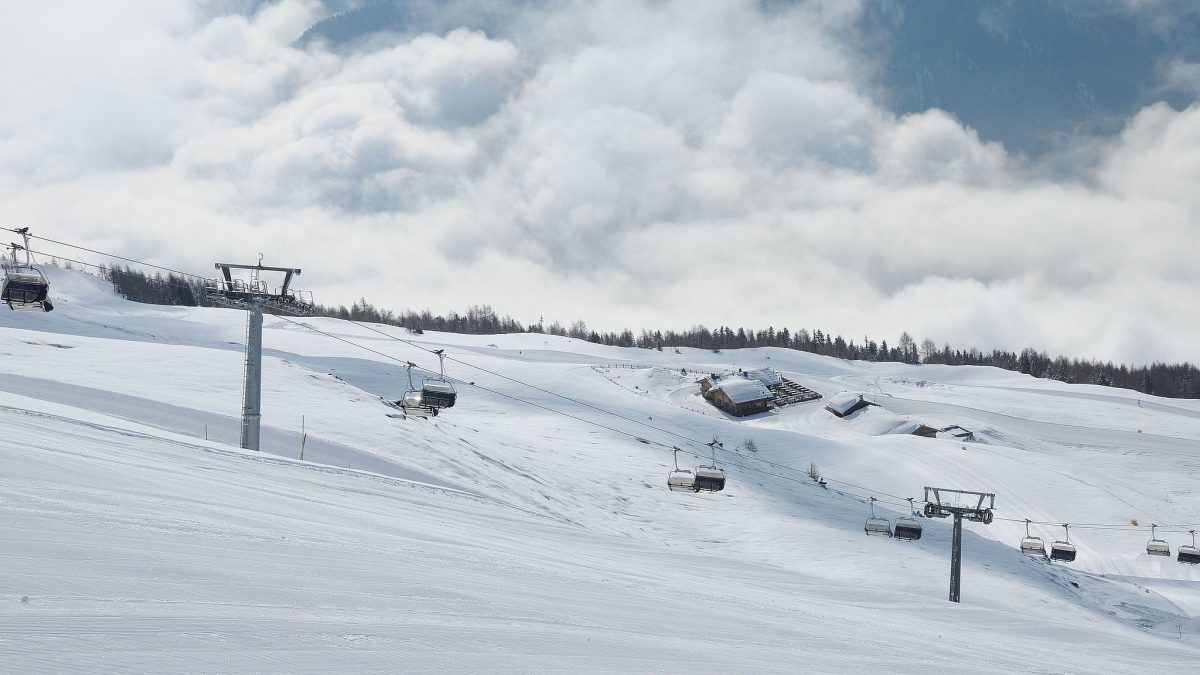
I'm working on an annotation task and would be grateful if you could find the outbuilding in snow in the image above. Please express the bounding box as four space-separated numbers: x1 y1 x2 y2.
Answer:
701 375 774 417
825 392 876 418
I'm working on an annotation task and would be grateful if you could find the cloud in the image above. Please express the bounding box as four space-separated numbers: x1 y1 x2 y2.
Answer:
0 0 1196 366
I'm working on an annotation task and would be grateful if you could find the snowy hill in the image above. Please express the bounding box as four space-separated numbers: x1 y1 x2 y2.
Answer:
2 267 1199 672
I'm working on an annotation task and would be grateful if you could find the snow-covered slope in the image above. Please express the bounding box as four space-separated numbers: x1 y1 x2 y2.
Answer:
2 267 1198 672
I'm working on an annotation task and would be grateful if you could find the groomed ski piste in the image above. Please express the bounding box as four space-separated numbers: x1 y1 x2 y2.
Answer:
2 266 1199 672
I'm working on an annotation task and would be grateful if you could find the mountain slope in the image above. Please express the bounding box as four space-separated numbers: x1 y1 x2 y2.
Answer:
2 267 1198 671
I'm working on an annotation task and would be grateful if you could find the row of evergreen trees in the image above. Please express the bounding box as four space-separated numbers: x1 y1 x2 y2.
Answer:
97 264 1199 399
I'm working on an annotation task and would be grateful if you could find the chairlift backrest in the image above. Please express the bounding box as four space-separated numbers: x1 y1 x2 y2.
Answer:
1147 540 1171 556
1178 545 1200 565
865 517 893 537
401 390 425 409
693 466 726 492
3 271 48 301
2 246 52 311
1049 524 1076 562
893 517 922 541
668 469 696 492
421 379 456 408
1179 531 1200 565
1020 537 1047 556
1050 541 1077 562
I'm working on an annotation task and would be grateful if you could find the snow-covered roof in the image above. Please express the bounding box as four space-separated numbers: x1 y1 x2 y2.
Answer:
712 376 772 404
742 367 782 387
826 392 866 415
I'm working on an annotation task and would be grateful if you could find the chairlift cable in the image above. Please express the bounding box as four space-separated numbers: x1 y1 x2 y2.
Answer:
0 226 207 282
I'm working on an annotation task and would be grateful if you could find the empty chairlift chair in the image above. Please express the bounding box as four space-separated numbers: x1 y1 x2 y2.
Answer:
1178 531 1200 565
420 350 458 411
1147 524 1171 557
1050 524 1077 562
864 497 893 537
396 363 434 417
2 230 53 312
893 498 923 541
692 441 726 493
1020 520 1047 557
667 447 696 492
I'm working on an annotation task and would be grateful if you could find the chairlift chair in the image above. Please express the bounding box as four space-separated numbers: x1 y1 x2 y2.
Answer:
1178 531 1200 565
395 363 436 417
1020 520 1047 557
2 230 53 312
420 350 457 410
692 441 726 493
1049 524 1077 562
864 497 893 537
1147 524 1171 557
893 498 923 541
667 447 697 492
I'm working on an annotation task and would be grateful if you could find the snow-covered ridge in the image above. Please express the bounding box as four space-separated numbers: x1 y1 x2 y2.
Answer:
2 267 1198 671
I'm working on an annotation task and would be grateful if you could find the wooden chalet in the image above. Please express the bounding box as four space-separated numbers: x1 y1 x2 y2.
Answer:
700 375 773 417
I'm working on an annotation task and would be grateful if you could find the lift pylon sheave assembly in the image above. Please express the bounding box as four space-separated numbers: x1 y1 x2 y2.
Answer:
207 258 313 452
2 227 53 312
205 259 313 315
923 486 996 603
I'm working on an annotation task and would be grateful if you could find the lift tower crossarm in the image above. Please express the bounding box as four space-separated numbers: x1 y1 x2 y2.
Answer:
214 262 302 296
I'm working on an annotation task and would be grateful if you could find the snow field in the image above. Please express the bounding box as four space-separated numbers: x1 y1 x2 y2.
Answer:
1 267 1198 671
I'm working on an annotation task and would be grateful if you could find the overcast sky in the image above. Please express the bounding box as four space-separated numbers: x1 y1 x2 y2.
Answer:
1 0 1197 365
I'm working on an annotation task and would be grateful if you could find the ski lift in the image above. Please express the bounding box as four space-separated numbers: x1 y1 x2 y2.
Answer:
893 498 923 541
394 352 457 416
421 350 457 410
1020 520 1047 557
864 497 893 537
2 228 53 312
1178 531 1200 565
667 447 696 492
1147 524 1171 557
1049 524 1077 562
693 441 726 493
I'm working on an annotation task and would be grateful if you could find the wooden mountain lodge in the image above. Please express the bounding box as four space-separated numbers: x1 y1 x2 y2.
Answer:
699 368 822 417
699 375 774 416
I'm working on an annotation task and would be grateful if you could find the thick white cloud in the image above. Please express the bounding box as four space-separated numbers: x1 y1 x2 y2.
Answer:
0 0 1196 365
